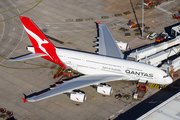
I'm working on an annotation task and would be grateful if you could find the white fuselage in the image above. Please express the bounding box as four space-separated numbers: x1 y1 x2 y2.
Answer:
55 48 172 85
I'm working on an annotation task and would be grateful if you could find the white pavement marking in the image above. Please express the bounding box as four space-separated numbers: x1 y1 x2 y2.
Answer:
158 0 176 7
155 0 176 15
111 22 116 28
9 38 12 42
0 0 23 64
0 29 25 64
52 27 58 29
155 6 172 15
1 49 4 53
13 27 15 31
8 0 20 14
0 14 5 42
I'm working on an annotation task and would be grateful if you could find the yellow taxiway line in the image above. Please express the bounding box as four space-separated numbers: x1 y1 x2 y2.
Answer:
0 0 44 22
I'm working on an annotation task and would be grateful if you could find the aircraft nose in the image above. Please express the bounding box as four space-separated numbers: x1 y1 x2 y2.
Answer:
167 77 173 84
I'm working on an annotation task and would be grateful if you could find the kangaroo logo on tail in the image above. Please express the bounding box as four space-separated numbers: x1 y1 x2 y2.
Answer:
23 25 53 60
19 16 66 68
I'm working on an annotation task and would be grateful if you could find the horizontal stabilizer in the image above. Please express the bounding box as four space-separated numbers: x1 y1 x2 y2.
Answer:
7 53 46 61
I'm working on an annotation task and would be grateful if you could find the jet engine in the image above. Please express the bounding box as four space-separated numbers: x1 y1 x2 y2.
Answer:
70 91 87 102
94 40 129 51
97 84 113 95
116 41 129 51
93 45 99 49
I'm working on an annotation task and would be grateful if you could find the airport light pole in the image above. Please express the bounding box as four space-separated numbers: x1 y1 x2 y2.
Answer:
142 0 144 38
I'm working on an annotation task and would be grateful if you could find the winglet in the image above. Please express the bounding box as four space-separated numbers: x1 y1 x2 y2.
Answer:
96 21 101 25
22 97 28 103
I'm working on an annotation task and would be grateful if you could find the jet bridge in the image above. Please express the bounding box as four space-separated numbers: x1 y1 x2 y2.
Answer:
160 55 180 75
128 36 180 61
139 44 180 66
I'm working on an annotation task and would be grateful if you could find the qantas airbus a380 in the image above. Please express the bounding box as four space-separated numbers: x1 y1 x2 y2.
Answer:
8 16 173 103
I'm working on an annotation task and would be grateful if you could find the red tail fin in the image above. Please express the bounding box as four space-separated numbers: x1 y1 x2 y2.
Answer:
22 97 28 103
19 16 66 68
96 21 101 25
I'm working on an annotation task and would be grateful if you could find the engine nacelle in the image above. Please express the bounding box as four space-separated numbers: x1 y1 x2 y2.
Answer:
116 41 129 51
95 49 99 54
94 41 99 44
94 45 99 49
70 92 87 102
97 84 113 95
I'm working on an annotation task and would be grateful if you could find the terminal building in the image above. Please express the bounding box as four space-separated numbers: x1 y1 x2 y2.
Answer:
137 91 180 120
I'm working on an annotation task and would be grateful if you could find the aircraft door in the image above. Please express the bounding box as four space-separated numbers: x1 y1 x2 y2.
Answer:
63 55 72 66
153 74 158 83
71 62 77 71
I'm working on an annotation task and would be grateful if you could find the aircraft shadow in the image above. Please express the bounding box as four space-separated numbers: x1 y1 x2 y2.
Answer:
124 42 158 58
157 53 180 67
24 74 83 99
8 52 32 60
45 34 64 44
114 78 180 120
129 0 142 36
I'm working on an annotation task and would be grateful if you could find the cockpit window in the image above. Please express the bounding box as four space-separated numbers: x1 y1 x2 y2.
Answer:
163 75 169 78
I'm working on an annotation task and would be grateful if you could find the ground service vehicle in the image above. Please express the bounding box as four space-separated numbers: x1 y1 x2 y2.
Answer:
156 32 168 42
133 82 149 100
148 32 157 40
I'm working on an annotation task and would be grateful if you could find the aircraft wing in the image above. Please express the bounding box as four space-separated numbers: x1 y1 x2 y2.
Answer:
97 22 124 59
24 74 128 102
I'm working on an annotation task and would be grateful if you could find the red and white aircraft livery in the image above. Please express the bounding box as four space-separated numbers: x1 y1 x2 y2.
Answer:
8 16 173 103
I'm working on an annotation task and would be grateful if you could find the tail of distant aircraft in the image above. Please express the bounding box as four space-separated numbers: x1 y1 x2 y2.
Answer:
8 16 66 68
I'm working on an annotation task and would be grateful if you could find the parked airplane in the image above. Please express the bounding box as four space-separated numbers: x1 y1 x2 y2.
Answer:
8 16 173 103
